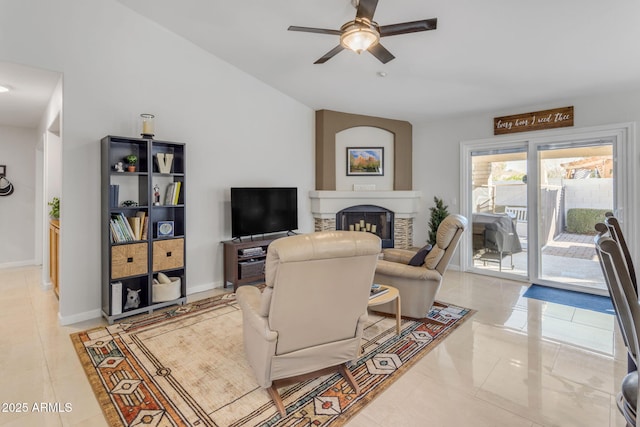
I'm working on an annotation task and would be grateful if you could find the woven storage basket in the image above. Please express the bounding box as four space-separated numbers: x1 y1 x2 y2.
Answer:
152 277 181 303
111 243 148 279
152 238 184 271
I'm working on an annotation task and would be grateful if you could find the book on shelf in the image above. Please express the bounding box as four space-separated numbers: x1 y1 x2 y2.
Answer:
141 216 149 240
126 216 141 241
135 211 146 240
120 213 135 240
111 281 122 315
109 185 119 208
109 221 119 243
134 211 147 240
164 183 175 205
110 211 147 243
173 181 181 205
110 213 131 243
163 181 182 205
369 284 388 299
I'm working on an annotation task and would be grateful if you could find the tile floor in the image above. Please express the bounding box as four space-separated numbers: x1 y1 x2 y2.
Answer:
0 266 629 426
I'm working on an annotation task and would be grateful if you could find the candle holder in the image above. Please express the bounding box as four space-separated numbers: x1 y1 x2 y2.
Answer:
140 113 155 139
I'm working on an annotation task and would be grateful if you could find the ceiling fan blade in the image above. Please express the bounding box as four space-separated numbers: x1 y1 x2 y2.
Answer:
288 26 342 36
314 45 345 64
356 0 378 21
368 43 395 64
379 18 437 37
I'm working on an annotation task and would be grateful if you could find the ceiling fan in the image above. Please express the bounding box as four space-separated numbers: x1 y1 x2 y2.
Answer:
288 0 437 64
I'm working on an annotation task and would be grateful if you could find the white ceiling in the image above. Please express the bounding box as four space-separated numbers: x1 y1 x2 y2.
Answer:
4 1 640 129
0 62 60 129
117 0 640 122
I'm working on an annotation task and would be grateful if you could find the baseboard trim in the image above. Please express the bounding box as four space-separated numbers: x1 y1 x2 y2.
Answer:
58 281 225 325
59 308 102 326
0 259 38 269
187 281 224 295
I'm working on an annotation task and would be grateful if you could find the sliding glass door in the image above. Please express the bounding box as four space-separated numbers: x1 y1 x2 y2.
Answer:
460 124 633 295
535 140 613 292
469 146 528 279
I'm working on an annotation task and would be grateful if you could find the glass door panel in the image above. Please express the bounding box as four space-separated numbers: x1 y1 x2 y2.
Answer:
470 148 528 278
536 141 612 292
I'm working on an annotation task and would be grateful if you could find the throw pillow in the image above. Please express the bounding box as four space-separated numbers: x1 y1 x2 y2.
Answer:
408 244 432 266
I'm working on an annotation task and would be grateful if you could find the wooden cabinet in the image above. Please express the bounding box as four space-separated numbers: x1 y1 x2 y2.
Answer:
223 236 284 291
101 135 187 323
49 219 60 297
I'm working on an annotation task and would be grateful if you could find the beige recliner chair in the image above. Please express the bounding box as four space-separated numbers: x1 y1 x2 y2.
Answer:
373 214 467 318
236 231 381 416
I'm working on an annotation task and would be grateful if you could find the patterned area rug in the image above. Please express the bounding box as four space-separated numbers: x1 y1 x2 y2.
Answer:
71 293 474 427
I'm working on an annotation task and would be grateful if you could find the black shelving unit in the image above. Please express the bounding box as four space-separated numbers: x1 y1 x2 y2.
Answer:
101 135 187 323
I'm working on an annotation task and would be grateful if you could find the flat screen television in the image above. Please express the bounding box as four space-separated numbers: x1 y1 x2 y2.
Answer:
231 187 298 238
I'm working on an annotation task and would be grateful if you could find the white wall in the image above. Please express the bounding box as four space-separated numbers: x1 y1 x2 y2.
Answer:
413 89 640 265
494 182 527 207
0 126 38 266
0 0 314 324
563 178 614 211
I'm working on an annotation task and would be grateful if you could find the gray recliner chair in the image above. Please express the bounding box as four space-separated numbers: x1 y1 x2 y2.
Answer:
373 214 467 318
236 231 381 416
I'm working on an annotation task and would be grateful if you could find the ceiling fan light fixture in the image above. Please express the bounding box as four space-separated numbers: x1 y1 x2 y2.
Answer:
340 20 379 54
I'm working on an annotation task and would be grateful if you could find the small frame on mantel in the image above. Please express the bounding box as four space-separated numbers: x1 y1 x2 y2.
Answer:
347 147 384 176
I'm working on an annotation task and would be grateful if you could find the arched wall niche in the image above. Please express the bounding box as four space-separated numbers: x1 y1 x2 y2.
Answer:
315 109 412 190
335 126 394 191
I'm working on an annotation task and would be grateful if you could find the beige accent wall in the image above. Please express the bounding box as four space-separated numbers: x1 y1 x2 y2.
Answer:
315 110 412 190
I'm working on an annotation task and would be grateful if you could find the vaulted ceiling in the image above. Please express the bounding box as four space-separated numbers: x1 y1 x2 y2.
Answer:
118 0 640 122
4 1 640 129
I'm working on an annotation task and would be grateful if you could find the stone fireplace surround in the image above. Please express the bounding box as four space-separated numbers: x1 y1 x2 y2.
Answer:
309 191 421 249
312 110 420 249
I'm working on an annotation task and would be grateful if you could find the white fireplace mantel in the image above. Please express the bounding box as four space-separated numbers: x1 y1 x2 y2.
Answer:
309 190 422 219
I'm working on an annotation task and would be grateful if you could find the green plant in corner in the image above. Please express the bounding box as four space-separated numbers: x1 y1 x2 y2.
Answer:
428 196 449 245
48 197 60 219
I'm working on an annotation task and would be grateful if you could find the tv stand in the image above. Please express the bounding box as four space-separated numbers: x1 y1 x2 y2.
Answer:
223 235 286 291
232 234 272 243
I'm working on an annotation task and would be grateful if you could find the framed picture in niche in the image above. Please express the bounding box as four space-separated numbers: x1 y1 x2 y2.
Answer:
347 147 384 176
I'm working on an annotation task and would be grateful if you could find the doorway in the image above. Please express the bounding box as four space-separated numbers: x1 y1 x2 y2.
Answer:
460 123 635 295
0 61 62 294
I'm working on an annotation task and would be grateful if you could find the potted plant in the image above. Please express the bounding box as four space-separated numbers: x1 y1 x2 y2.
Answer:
125 154 138 172
428 196 449 245
48 197 60 219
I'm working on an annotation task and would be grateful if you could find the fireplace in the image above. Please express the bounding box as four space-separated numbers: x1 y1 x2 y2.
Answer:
336 205 394 248
309 190 421 249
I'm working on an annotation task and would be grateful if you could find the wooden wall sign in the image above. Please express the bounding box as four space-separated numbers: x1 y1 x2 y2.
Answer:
494 106 574 135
